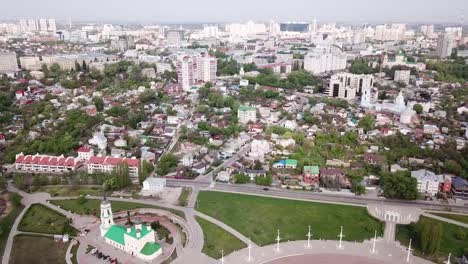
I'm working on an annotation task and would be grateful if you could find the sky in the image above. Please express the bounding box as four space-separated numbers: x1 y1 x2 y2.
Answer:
1 0 467 24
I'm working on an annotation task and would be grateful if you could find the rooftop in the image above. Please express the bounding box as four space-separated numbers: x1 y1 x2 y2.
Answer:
104 224 153 246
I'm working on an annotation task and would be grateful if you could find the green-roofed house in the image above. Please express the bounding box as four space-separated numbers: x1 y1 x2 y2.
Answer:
273 159 298 169
303 165 320 186
100 200 162 261
238 105 257 124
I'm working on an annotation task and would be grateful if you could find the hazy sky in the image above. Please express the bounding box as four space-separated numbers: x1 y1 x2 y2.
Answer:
1 0 467 24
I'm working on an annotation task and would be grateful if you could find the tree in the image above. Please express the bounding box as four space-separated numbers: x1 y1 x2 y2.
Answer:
74 61 81 71
92 97 104 111
151 221 161 231
82 60 88 72
10 193 22 207
350 59 374 74
233 173 250 184
113 161 130 188
156 154 178 176
255 174 273 186
138 160 154 184
417 218 442 255
380 171 418 200
413 104 423 114
77 195 87 205
358 115 376 133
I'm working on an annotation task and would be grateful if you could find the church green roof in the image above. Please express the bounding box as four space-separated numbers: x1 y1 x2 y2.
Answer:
140 242 161 256
104 224 153 246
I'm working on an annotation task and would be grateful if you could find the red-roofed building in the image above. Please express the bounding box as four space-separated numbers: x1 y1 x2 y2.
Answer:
88 156 140 177
77 147 93 161
15 152 78 173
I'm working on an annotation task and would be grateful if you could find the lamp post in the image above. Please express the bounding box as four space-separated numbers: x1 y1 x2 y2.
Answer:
276 229 281 252
406 239 413 263
371 230 377 254
337 226 345 249
306 225 312 248
247 238 252 262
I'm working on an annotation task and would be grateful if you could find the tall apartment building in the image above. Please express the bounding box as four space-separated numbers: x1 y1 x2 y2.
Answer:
374 24 406 41
327 73 374 100
304 46 347 75
39 19 48 31
19 56 41 70
420 25 434 36
0 52 19 72
166 30 184 47
176 53 217 91
394 70 411 84
48 19 57 31
111 35 135 52
436 33 455 58
238 105 257 124
176 55 196 91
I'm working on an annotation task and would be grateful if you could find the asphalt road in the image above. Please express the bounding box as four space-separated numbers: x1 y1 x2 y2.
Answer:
166 180 468 213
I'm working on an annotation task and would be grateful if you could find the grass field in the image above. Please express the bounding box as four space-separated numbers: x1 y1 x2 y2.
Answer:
0 195 24 257
10 235 69 264
18 204 77 235
178 187 191 207
196 216 246 259
396 216 468 263
35 186 102 197
197 191 383 246
50 198 185 219
429 212 468 224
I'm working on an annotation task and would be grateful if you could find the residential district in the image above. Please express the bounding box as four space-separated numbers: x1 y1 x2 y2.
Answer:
0 18 467 264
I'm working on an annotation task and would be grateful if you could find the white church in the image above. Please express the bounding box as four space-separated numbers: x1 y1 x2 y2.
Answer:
100 198 162 261
360 86 417 124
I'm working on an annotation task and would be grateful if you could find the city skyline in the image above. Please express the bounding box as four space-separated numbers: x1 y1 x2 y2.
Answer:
0 0 467 24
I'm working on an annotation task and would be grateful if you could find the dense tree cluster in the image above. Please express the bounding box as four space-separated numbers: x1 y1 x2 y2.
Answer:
380 171 418 200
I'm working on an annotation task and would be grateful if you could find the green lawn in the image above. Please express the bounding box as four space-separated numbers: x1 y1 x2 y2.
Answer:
49 198 185 219
196 216 246 259
35 186 102 197
10 234 69 264
197 191 383 246
18 204 77 235
178 187 191 207
0 195 24 257
429 212 468 224
396 216 468 263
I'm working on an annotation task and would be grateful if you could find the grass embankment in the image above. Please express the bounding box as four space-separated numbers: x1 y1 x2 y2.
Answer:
10 235 69 264
178 187 191 207
397 216 468 263
0 193 24 257
18 204 77 235
197 191 383 246
196 216 246 259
